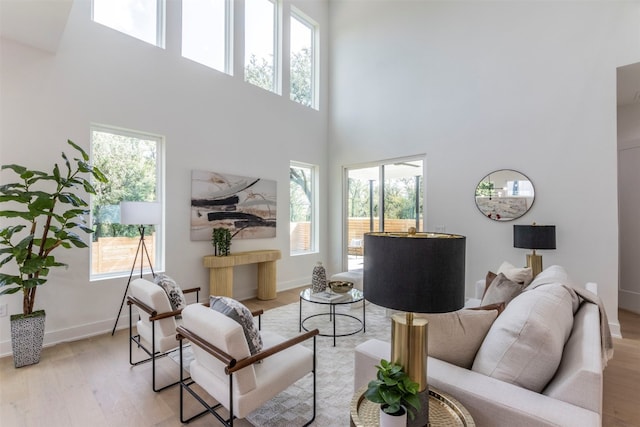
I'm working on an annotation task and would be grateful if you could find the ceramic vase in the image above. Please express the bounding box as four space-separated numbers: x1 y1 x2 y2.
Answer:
10 310 46 368
379 405 407 427
311 261 327 293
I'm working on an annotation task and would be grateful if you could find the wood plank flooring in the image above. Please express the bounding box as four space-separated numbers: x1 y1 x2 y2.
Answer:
1 289 639 426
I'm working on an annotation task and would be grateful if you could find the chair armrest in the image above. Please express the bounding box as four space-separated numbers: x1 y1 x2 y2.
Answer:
127 295 183 321
229 329 318 373
176 326 319 375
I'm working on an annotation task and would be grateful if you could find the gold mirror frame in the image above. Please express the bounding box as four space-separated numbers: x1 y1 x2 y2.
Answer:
475 169 535 221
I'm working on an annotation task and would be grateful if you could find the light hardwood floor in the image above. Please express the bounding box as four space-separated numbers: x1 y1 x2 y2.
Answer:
1 289 639 427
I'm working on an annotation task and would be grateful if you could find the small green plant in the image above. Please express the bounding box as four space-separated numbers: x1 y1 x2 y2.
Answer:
364 359 421 419
0 140 108 315
212 227 231 256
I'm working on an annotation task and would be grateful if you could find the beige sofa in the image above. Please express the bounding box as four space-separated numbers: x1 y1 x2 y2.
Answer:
354 266 606 427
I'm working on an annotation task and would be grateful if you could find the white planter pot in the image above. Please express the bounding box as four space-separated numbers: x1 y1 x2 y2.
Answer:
379 405 407 427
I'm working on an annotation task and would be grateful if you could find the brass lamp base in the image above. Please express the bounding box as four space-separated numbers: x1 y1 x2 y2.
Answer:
391 313 429 426
526 251 543 277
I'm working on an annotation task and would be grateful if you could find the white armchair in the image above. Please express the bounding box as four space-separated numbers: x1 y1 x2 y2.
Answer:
176 303 319 426
127 277 200 392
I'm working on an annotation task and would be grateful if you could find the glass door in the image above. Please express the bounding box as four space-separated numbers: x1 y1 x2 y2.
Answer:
345 158 424 271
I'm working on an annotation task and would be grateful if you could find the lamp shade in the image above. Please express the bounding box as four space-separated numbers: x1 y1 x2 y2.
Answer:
119 201 162 225
363 232 466 313
513 225 556 250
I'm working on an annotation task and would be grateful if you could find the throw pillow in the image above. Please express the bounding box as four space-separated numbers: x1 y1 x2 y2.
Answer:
481 273 525 307
471 283 576 392
483 271 498 299
468 301 506 315
210 296 263 356
154 274 186 312
497 261 533 286
418 308 500 369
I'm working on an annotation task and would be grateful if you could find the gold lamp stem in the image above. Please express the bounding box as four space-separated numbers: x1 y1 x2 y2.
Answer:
526 248 543 277
390 312 428 392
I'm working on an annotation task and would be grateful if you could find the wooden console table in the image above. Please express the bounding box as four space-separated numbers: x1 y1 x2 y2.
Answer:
203 250 281 300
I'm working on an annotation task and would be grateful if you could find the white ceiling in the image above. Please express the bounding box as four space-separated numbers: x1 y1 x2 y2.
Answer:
0 2 638 106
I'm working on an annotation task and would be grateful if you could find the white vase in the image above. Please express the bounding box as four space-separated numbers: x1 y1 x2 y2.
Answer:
379 405 407 427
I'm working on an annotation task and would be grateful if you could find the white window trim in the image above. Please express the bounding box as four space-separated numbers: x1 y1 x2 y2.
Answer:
290 6 318 109
89 124 165 281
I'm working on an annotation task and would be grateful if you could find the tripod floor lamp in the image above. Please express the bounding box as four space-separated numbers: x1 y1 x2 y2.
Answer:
111 201 162 336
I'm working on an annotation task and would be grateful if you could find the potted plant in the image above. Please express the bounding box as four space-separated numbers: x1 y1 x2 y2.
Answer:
212 227 231 256
0 140 107 367
364 359 421 426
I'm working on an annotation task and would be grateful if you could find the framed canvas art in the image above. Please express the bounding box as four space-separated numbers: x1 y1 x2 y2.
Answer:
191 170 277 241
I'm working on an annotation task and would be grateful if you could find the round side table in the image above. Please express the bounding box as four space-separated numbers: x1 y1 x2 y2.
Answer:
350 385 475 427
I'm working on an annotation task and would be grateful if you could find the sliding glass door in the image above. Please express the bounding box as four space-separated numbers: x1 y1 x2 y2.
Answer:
345 158 424 271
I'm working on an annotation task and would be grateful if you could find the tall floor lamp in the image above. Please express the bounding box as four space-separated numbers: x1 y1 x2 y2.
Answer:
111 201 162 336
364 230 466 427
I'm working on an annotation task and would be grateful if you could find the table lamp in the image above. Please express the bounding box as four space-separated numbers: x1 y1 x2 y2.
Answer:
364 230 466 427
513 223 556 277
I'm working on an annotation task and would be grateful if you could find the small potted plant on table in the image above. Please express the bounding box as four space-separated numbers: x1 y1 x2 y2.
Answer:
364 359 421 426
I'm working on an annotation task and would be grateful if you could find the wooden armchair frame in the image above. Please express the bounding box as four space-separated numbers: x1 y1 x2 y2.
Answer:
176 323 319 426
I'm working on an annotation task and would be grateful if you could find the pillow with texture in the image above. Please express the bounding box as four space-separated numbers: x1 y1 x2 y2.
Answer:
418 308 499 369
472 283 576 392
497 261 533 286
525 265 573 290
154 274 186 312
481 273 525 307
468 301 505 315
210 296 263 355
483 271 498 299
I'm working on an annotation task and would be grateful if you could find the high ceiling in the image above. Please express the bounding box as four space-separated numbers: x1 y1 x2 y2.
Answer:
1 1 638 106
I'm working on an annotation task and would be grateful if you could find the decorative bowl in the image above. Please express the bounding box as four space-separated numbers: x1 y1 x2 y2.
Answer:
329 280 354 293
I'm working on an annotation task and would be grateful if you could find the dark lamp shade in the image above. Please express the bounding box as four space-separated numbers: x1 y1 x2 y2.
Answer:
363 232 466 313
513 225 556 250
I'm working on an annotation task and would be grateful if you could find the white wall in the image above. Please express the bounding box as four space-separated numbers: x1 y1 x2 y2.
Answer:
328 0 640 336
0 0 329 356
618 101 640 313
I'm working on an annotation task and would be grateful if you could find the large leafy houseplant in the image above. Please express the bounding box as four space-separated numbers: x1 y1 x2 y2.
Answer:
0 140 107 315
364 359 421 420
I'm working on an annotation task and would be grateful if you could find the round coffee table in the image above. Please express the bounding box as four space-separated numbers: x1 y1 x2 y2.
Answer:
299 288 365 346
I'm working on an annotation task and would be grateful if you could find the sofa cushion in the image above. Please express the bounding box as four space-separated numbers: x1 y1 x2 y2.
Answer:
497 261 533 286
481 273 525 307
472 283 576 392
210 296 263 355
418 308 499 369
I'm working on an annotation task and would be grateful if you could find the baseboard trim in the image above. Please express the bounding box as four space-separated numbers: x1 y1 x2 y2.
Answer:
0 313 133 359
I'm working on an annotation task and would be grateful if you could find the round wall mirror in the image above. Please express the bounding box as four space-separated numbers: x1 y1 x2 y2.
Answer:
475 169 535 221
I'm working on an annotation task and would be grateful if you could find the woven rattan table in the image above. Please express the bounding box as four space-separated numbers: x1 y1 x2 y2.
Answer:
350 385 475 427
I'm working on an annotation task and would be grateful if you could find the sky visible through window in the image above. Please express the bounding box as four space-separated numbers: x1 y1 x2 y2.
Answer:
93 0 158 46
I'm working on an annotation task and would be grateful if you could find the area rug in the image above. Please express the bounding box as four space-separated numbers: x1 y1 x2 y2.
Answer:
170 300 391 426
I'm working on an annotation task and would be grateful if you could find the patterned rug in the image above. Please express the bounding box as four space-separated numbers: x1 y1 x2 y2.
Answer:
171 300 392 426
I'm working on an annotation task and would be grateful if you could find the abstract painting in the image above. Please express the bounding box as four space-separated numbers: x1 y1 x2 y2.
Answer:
191 170 277 241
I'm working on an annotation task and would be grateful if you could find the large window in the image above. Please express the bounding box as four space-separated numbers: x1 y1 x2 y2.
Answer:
92 0 165 47
345 158 424 270
244 0 278 93
182 0 231 73
290 162 317 254
290 9 316 109
90 126 164 279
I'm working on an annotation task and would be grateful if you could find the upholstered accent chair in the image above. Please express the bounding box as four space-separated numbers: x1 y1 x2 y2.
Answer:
176 303 319 426
127 278 201 392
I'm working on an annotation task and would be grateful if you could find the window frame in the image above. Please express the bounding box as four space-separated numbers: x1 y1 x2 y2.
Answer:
244 0 281 94
181 0 233 74
91 0 166 48
289 7 318 109
89 124 165 281
290 160 318 255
